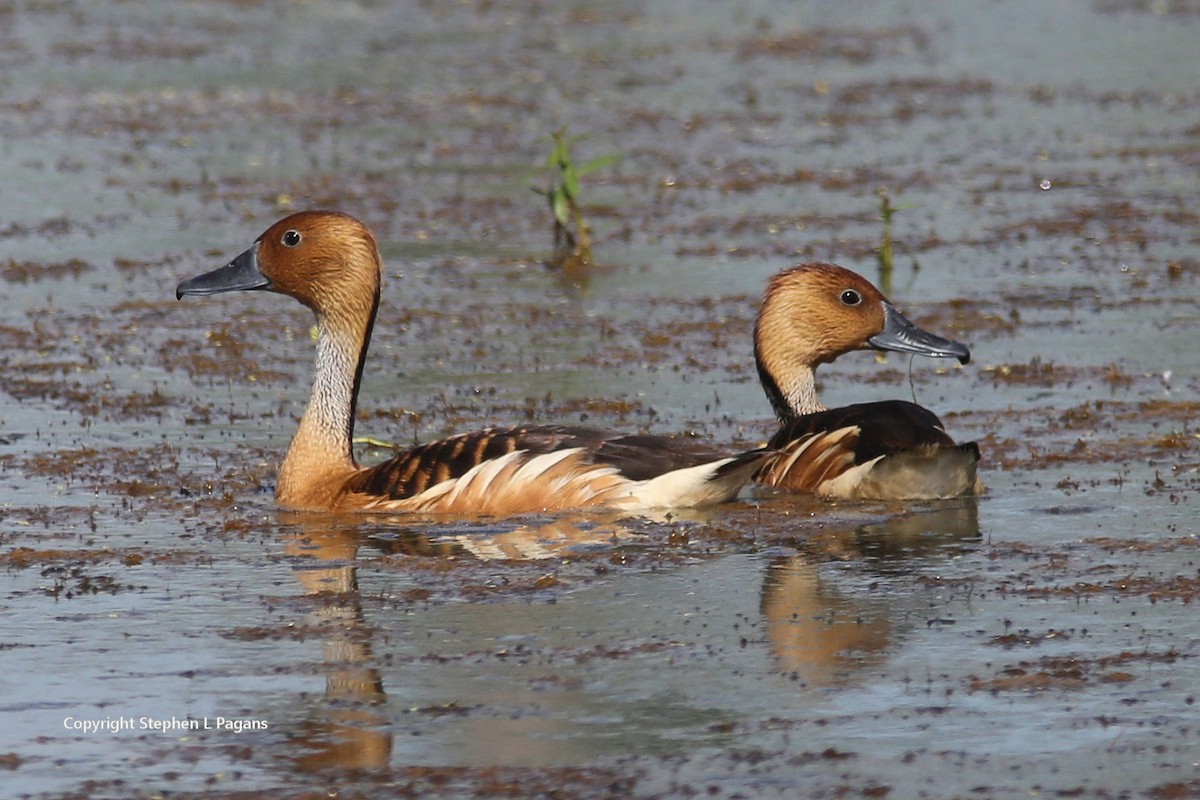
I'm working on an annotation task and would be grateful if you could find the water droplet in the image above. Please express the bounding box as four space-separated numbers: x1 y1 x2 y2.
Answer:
1039 179 1052 190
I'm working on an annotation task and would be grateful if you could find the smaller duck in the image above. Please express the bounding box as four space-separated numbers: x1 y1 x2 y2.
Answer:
176 211 770 516
753 263 979 500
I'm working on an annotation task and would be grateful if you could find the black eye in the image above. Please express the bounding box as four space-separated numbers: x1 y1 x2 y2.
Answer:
282 230 302 247
840 289 862 306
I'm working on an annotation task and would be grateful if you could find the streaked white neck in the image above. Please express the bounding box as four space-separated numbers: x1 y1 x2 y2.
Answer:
297 322 358 460
779 365 825 417
277 321 362 504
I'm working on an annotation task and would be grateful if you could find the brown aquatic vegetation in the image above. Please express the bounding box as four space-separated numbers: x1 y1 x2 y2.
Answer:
969 649 1184 694
1 258 92 283
735 25 929 64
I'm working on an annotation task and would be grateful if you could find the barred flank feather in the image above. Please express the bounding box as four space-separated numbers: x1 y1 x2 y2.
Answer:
344 444 773 516
349 425 754 503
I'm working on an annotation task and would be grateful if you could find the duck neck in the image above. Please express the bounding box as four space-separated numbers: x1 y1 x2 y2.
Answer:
277 288 379 508
757 358 825 422
754 315 826 423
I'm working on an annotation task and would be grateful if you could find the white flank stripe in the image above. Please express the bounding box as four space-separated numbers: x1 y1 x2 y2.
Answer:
819 455 885 496
622 456 747 509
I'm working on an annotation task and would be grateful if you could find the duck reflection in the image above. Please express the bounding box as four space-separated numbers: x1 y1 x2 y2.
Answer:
279 518 392 772
273 510 725 769
272 500 979 767
760 499 980 687
362 508 713 562
274 511 669 771
426 515 650 561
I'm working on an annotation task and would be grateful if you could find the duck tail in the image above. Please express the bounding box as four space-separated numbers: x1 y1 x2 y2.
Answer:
622 445 776 509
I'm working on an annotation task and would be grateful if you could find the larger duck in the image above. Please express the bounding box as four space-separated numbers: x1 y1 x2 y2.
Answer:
176 211 770 516
753 263 980 499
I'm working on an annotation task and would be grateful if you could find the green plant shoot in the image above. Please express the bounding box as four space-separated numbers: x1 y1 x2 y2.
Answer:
534 128 618 268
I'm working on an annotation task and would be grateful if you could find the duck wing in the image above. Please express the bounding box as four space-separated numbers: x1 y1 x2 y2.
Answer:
769 401 957 462
349 424 746 500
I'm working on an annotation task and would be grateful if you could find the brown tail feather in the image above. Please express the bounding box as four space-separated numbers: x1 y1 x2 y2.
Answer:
757 427 860 493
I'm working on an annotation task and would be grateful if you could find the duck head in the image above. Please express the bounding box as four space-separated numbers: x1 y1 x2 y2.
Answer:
755 263 970 418
176 211 382 323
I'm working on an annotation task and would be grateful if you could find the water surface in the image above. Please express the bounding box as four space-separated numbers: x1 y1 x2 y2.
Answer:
2 1 1199 797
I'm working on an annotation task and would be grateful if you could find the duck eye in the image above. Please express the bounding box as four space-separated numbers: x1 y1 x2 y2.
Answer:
840 289 862 306
281 230 302 247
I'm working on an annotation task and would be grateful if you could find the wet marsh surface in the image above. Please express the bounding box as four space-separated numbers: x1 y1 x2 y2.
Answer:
2 0 1200 797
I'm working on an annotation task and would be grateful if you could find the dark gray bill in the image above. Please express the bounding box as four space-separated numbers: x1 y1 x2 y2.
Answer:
868 303 971 365
176 246 270 300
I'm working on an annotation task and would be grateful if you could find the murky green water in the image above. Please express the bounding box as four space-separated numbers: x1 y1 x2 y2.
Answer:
2 0 1199 797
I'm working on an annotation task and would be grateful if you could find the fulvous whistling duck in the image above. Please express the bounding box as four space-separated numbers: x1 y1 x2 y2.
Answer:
753 263 980 500
176 211 771 516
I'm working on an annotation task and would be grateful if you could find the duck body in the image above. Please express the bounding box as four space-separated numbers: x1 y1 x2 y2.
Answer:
177 211 769 516
753 263 980 500
759 400 980 500
343 424 770 515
